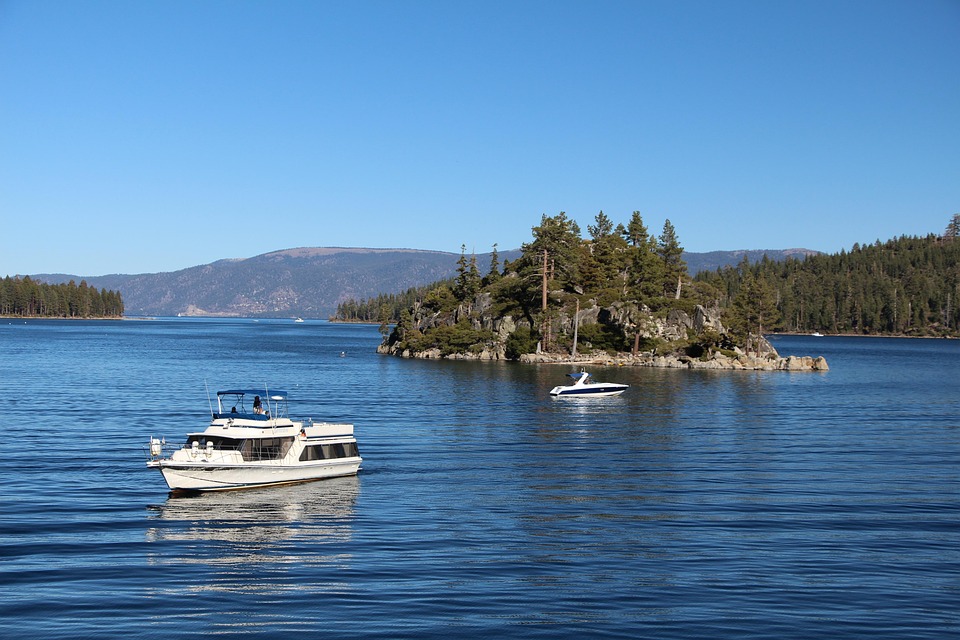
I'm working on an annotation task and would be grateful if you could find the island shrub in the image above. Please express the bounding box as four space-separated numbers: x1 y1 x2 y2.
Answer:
643 336 667 354
576 322 630 354
397 328 427 353
505 326 540 360
413 321 496 356
422 286 458 313
485 276 519 318
593 286 622 309
647 296 698 316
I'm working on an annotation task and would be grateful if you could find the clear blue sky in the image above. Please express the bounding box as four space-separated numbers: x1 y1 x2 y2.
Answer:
2 0 958 277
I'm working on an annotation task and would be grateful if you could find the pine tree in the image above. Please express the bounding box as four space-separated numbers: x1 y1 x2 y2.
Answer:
657 219 687 298
945 213 960 240
728 268 780 341
587 210 614 240
624 211 650 247
454 244 480 302
515 212 583 294
486 243 501 283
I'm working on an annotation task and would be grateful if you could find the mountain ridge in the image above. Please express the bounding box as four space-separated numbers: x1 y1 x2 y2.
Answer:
29 246 817 318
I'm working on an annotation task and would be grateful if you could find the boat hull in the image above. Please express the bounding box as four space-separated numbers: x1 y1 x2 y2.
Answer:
150 458 361 491
550 386 627 397
549 371 628 397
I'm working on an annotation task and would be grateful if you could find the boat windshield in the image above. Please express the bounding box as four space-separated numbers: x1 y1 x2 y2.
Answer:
215 389 288 419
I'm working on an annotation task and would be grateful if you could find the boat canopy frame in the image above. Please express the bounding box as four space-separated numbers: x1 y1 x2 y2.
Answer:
214 388 289 420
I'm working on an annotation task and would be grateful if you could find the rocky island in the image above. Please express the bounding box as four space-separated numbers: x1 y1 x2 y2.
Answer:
376 211 827 372
378 297 827 371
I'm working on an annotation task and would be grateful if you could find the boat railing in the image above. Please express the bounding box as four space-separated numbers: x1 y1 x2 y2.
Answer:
144 437 175 462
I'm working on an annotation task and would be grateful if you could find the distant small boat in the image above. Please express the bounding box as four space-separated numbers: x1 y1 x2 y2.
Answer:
295 317 304 323
811 332 824 337
549 370 628 397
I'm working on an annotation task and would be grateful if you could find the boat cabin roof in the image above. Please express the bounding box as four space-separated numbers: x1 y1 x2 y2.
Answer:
217 389 288 400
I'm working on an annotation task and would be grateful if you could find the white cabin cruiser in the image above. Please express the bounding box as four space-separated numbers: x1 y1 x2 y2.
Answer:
146 388 361 492
549 370 629 397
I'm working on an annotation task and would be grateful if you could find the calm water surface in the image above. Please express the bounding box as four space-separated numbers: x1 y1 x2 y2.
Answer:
1 319 958 639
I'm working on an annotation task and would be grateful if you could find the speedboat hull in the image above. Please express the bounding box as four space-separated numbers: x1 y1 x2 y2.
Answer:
550 384 628 397
549 370 629 397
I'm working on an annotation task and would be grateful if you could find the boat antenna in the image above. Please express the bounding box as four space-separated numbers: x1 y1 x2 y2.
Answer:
264 384 274 430
204 379 214 417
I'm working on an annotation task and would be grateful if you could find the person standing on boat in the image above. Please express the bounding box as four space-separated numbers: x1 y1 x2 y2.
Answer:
253 395 263 414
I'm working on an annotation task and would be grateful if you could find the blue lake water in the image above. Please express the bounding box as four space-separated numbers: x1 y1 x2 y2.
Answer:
1 319 958 639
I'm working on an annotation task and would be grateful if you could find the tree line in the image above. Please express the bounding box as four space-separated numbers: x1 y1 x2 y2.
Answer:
0 276 125 318
696 230 960 336
333 279 454 324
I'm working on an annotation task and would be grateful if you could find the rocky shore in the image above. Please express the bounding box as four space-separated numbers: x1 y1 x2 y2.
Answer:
519 350 829 371
377 343 828 371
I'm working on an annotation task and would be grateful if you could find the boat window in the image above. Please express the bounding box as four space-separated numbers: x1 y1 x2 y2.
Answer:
242 437 295 461
298 441 360 461
186 436 243 450
300 445 323 461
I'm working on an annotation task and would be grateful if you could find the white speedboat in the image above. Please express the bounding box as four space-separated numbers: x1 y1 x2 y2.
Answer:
549 370 629 397
146 388 361 492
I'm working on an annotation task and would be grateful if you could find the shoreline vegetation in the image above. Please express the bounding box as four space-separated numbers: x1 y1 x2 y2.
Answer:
328 317 956 340
2 315 124 320
1 276 123 319
357 213 960 369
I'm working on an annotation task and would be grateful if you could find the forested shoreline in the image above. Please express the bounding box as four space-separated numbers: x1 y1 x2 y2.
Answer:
696 232 960 337
1 276 124 318
334 280 452 324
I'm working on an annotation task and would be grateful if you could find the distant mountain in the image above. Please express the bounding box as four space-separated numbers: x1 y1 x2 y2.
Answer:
34 248 518 318
31 246 816 318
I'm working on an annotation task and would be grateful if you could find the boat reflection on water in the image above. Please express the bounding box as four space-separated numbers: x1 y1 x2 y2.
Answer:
146 476 359 543
144 477 360 595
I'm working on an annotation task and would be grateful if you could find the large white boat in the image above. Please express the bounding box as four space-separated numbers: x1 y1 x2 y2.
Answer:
549 370 629 397
146 388 361 492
